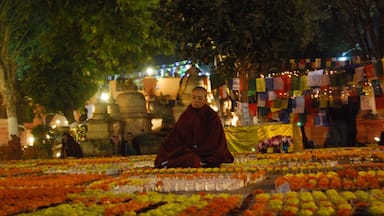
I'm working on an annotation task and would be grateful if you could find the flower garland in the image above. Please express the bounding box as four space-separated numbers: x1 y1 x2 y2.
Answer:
257 135 293 153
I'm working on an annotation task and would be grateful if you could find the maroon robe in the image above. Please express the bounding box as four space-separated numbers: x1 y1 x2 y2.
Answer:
155 104 234 168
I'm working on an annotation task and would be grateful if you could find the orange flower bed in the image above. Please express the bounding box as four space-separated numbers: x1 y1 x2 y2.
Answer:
0 173 107 215
275 168 384 192
179 195 242 216
0 167 42 177
4 148 384 215
1 187 83 216
103 199 150 216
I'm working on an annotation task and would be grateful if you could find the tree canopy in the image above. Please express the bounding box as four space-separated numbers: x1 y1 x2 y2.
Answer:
332 0 384 60
1 0 384 135
20 0 174 121
0 0 38 136
155 0 384 101
156 0 330 100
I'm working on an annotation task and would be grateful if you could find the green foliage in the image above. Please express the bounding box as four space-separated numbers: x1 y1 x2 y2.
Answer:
327 0 384 59
156 0 379 76
19 0 174 121
5 0 382 127
156 0 329 74
0 0 39 126
30 125 60 158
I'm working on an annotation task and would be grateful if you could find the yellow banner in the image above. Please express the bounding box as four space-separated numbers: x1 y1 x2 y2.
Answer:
224 123 303 153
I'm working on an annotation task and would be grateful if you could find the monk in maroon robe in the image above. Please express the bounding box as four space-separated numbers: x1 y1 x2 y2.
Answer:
155 86 234 168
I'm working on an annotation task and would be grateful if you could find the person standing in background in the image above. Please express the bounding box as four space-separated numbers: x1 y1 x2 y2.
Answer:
61 132 83 158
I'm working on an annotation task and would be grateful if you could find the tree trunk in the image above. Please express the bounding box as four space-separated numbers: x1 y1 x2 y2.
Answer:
0 23 20 138
63 106 75 123
0 1 35 140
0 63 19 138
377 0 384 61
239 66 248 103
5 94 18 137
237 58 253 103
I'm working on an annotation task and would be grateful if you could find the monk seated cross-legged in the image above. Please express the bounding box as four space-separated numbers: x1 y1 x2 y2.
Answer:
154 86 234 168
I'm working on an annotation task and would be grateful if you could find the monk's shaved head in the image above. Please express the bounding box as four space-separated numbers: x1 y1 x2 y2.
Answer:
191 86 207 109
